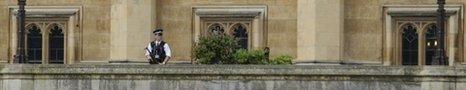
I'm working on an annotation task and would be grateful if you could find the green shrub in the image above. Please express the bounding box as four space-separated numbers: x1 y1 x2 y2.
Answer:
194 35 293 65
233 49 267 64
269 55 293 65
194 35 239 64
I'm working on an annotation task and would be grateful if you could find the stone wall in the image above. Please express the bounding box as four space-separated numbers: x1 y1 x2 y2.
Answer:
0 0 297 63
156 0 297 61
0 64 465 90
0 0 111 62
0 0 7 62
343 0 466 64
109 0 156 63
2 0 466 65
297 0 344 63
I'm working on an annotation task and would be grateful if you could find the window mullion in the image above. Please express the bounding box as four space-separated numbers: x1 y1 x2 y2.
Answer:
43 24 49 64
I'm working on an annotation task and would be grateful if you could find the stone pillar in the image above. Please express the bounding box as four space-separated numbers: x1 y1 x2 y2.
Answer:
297 0 344 64
110 0 156 62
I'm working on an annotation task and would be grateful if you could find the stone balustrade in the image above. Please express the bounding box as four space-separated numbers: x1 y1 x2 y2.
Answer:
0 64 465 90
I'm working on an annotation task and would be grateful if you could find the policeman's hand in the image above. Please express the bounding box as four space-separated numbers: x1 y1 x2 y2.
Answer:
161 62 166 65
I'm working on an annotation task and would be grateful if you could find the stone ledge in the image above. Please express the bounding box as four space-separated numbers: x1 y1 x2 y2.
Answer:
108 60 192 64
0 64 465 90
0 64 465 77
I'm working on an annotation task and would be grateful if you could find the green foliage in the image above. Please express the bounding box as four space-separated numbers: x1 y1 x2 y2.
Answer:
194 35 239 64
269 55 293 65
233 49 268 64
194 35 294 65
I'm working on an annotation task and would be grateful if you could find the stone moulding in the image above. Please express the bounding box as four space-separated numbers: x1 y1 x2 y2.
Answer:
0 65 465 81
192 5 268 50
8 6 83 64
0 65 465 90
382 5 464 66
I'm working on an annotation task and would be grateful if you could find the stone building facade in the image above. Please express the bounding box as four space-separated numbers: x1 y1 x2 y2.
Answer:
0 0 465 66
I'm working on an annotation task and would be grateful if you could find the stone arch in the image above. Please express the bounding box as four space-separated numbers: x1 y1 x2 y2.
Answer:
400 23 419 65
207 23 225 35
231 23 249 49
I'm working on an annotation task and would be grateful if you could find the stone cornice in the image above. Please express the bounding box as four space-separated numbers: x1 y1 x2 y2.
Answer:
8 6 82 17
193 5 266 18
383 5 463 18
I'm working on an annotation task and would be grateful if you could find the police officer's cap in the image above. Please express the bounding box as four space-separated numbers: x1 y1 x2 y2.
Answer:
153 28 163 34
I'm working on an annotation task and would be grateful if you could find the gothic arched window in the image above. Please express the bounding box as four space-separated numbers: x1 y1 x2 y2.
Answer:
425 23 437 65
26 24 42 64
208 23 224 35
232 24 248 49
401 24 418 65
49 25 65 64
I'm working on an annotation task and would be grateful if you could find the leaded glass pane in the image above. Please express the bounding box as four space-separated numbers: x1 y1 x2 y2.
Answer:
402 24 418 65
49 25 64 64
425 24 436 65
27 25 42 64
232 24 248 49
209 23 224 35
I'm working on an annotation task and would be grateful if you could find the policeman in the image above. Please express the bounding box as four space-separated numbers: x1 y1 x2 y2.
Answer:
145 28 172 65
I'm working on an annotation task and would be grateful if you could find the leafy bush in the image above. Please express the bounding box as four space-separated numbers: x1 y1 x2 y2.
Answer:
233 49 268 64
269 55 293 65
194 35 239 64
194 35 294 65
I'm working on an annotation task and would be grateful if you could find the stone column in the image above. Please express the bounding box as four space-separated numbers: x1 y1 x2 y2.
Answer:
297 0 344 64
110 0 156 62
